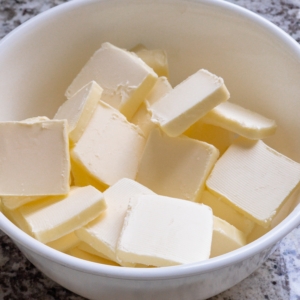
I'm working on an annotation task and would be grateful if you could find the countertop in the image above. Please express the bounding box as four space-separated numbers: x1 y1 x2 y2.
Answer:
0 0 300 299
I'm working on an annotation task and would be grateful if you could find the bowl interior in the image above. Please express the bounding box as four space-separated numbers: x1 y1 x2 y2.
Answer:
0 0 300 276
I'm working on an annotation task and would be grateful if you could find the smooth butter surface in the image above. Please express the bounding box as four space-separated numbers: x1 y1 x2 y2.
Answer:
0 119 70 196
206 137 300 227
54 81 102 143
136 128 219 201
150 69 230 137
201 101 277 139
71 101 146 187
75 178 155 266
117 194 213 266
66 42 158 119
19 186 106 243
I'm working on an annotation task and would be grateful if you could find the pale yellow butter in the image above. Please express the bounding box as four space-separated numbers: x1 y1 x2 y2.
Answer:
131 76 172 137
0 119 70 197
75 178 155 266
66 42 158 119
19 186 106 243
150 69 230 137
71 101 146 187
210 216 246 258
200 190 254 237
116 194 213 266
47 231 80 253
54 81 103 143
136 128 219 202
201 101 277 139
206 137 300 227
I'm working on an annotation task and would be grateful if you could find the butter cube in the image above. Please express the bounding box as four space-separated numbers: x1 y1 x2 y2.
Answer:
132 44 169 78
206 137 300 227
117 195 213 266
0 119 70 196
75 178 155 265
66 42 158 119
211 216 246 258
184 121 236 155
19 186 106 243
201 101 277 139
200 190 254 237
47 232 80 253
131 76 172 137
71 101 146 187
54 81 103 143
136 128 219 201
150 69 230 137
1 195 45 210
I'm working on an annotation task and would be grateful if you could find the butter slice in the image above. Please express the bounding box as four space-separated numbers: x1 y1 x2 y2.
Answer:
201 101 277 139
136 128 219 201
117 195 213 266
68 247 119 266
1 195 44 210
54 81 102 143
132 44 169 78
0 119 70 196
75 178 155 265
66 42 158 119
184 121 236 155
47 232 80 252
71 101 146 187
131 77 172 137
19 186 106 243
200 190 254 236
210 216 246 258
150 69 230 137
206 137 300 227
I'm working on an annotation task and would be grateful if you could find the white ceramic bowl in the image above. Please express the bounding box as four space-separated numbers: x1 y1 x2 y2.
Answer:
1 1 300 299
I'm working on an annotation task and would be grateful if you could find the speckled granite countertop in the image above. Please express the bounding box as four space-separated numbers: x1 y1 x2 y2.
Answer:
0 0 300 299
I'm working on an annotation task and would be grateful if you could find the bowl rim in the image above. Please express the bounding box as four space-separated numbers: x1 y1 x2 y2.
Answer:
1 0 300 280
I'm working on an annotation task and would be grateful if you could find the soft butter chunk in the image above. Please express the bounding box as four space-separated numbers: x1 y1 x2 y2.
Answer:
54 81 103 143
201 101 277 139
200 190 254 237
116 195 213 266
47 232 80 253
66 42 158 119
131 77 172 137
150 69 230 137
71 101 146 187
206 137 300 227
19 186 106 243
0 119 70 196
210 216 246 258
131 44 169 78
1 195 45 210
136 128 219 201
75 178 155 265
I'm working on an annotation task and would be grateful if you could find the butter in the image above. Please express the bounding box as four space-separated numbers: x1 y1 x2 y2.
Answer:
116 194 213 266
131 76 172 137
136 128 219 201
19 186 106 243
77 242 111 260
54 81 103 143
201 101 277 139
184 121 236 155
75 178 155 265
206 137 300 227
47 232 80 252
211 216 246 258
200 190 254 237
131 44 169 78
71 101 146 187
0 119 70 196
68 247 119 266
150 69 230 137
66 42 158 119
1 195 44 210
